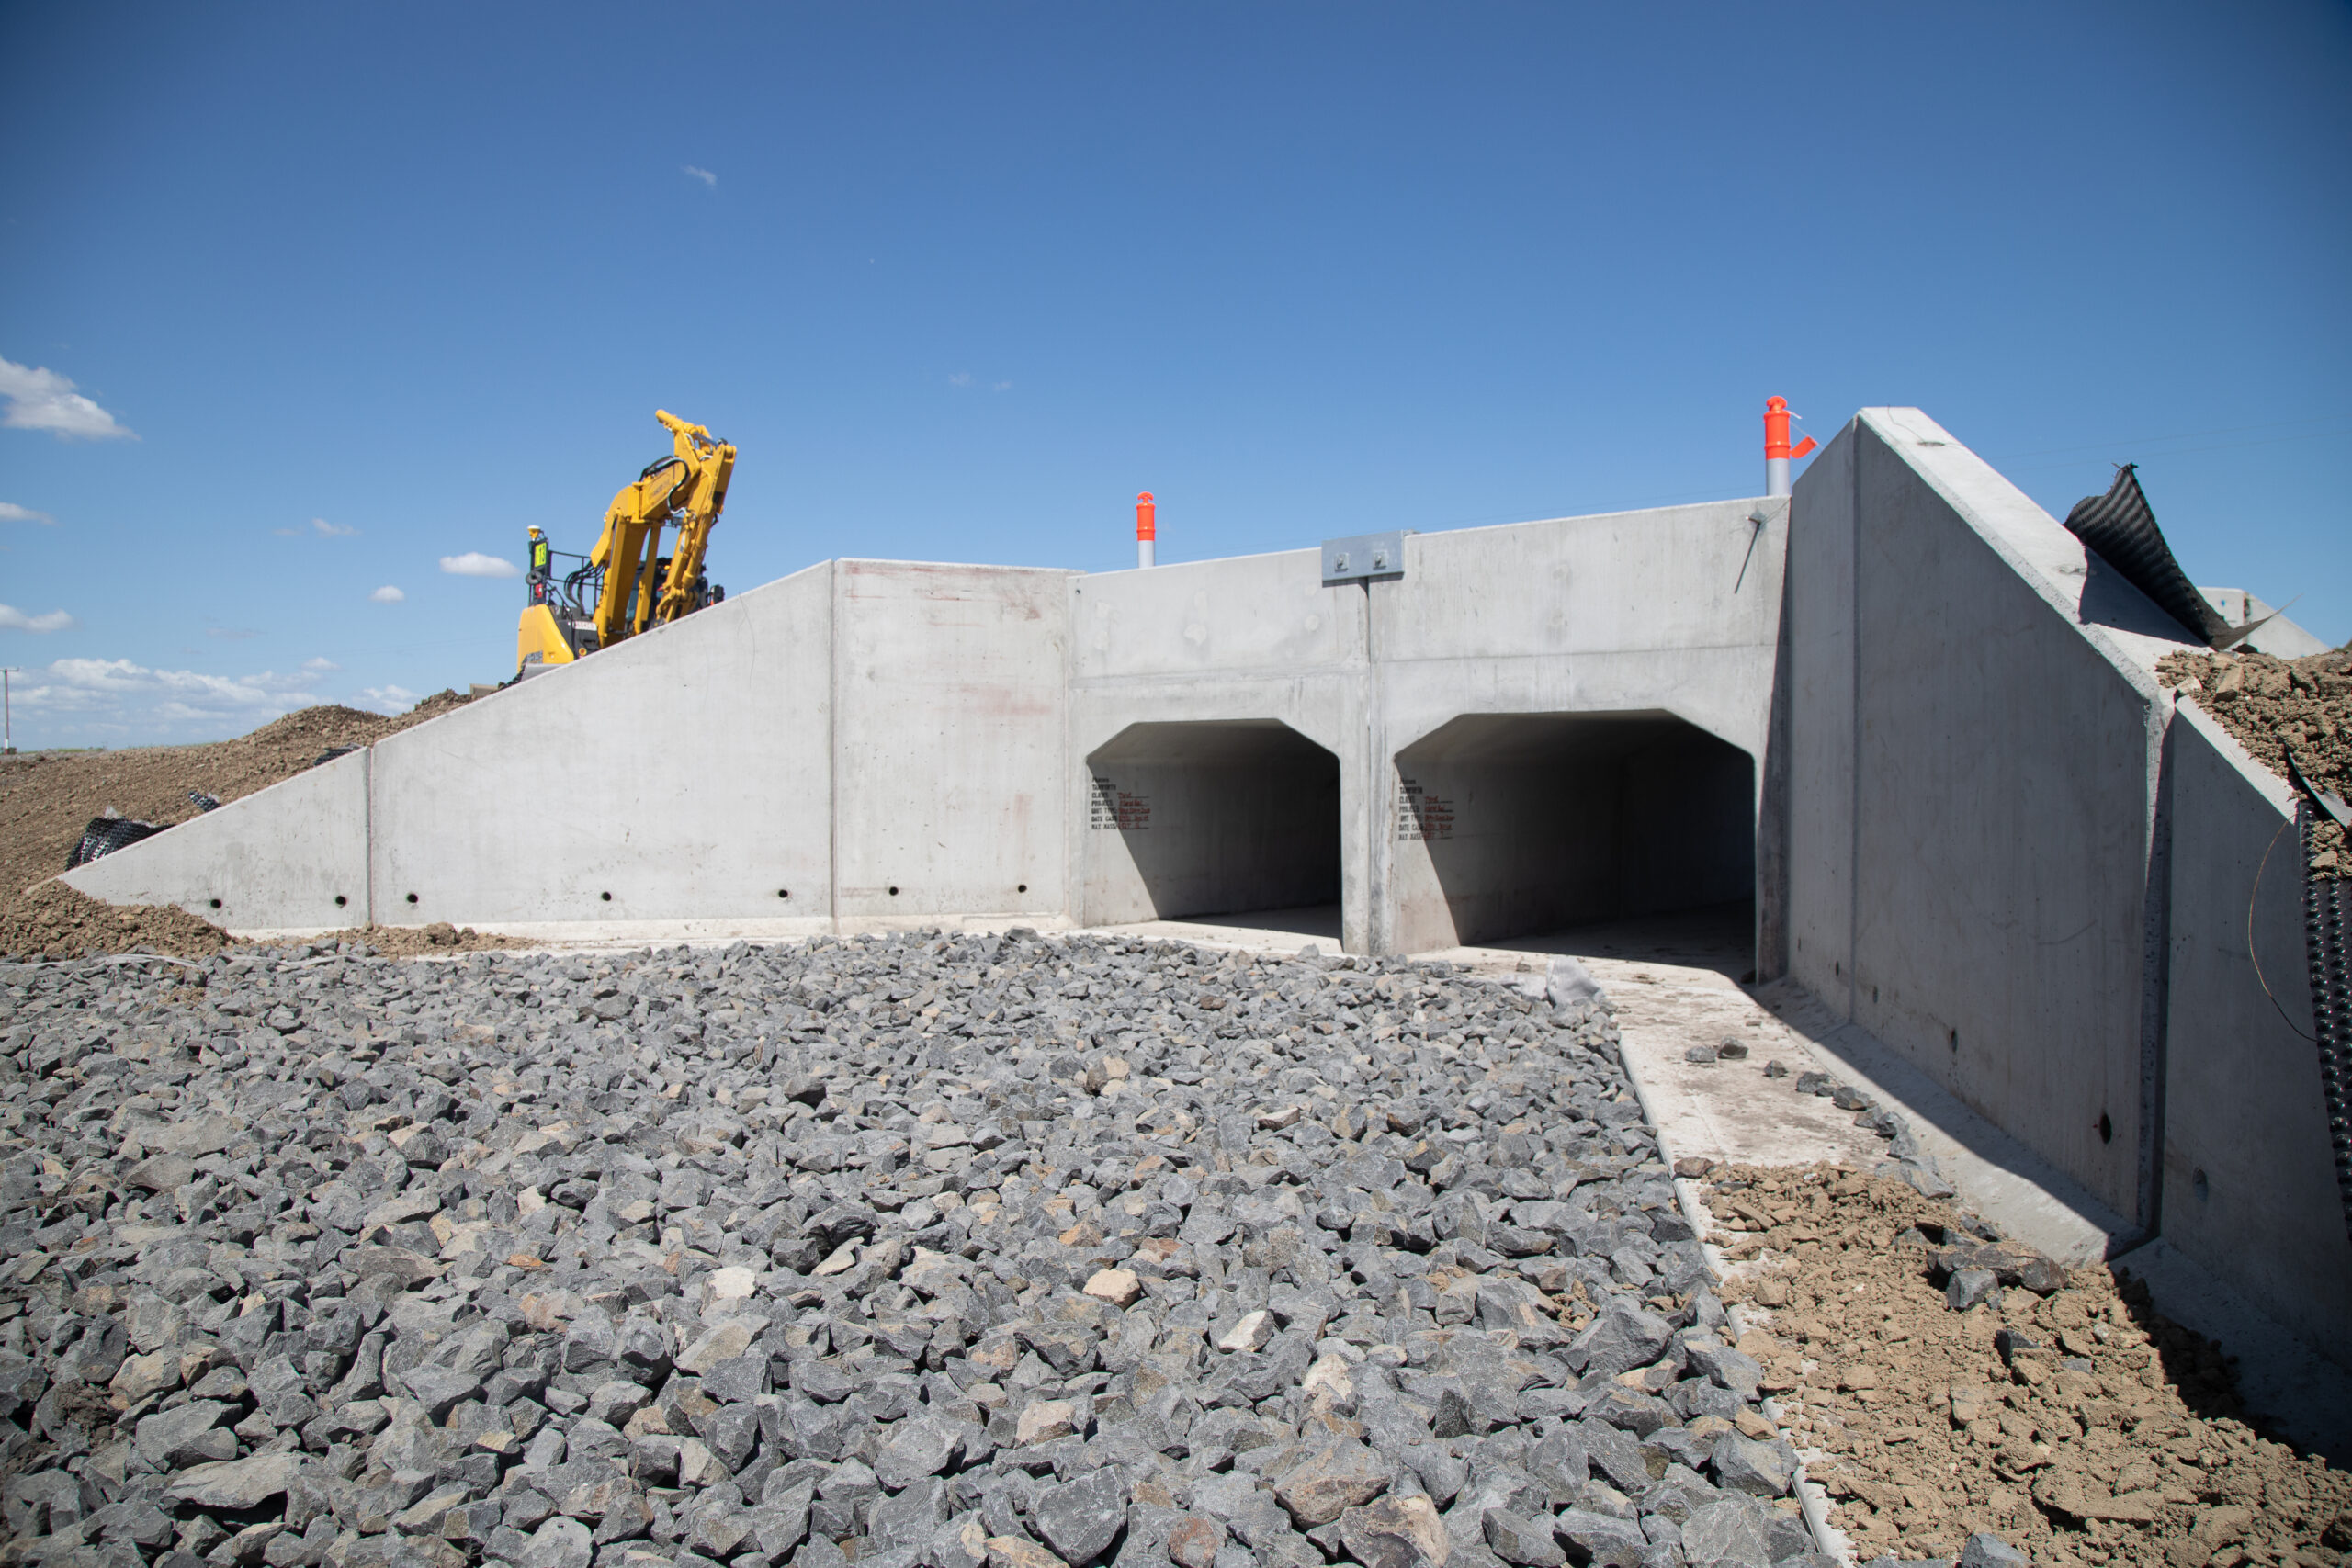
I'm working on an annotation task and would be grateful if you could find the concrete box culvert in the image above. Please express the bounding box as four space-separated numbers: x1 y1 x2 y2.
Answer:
1081 718 1341 926
1389 709 1756 953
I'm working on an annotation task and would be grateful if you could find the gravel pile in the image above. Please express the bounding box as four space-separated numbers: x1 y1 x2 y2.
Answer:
0 931 1853 1568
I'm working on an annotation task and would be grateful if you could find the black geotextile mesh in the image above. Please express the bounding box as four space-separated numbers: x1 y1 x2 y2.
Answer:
2303 804 2352 1242
2064 464 2233 647
65 815 164 870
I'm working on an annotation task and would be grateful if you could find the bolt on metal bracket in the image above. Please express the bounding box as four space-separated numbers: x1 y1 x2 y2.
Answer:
1322 531 1408 586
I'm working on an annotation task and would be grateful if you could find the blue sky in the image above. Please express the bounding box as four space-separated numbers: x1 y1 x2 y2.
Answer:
3 1 2346 747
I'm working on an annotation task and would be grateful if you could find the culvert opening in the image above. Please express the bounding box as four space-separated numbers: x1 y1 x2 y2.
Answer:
1083 719 1340 927
1391 710 1754 953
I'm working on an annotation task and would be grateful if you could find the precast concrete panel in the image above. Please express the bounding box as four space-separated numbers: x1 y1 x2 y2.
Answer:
1071 550 1363 681
59 746 370 931
368 564 836 926
2161 708 2352 1359
1068 551 1370 945
1377 499 1785 662
831 560 1071 922
1368 504 1783 957
1836 412 2158 1218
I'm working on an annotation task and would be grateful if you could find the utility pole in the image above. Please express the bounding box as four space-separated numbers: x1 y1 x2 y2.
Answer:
1 668 17 755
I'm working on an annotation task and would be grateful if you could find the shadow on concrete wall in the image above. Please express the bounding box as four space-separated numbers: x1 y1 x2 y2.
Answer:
1395 711 1754 950
1084 720 1340 922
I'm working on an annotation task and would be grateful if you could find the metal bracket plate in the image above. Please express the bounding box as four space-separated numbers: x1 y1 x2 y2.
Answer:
1322 530 1407 586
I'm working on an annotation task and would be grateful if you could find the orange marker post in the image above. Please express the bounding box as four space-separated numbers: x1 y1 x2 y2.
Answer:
1764 397 1817 497
1136 492 1157 570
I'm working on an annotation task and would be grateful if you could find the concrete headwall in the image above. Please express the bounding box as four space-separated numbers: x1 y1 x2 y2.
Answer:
1371 501 1787 955
1064 502 1791 954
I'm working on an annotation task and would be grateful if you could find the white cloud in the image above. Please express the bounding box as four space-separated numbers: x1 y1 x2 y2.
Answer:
0 604 76 634
205 626 259 641
684 165 717 187
302 656 342 672
949 372 973 388
993 381 1012 392
440 552 520 579
7 656 322 744
0 502 55 525
369 585 406 603
359 684 419 714
311 517 358 537
0 355 134 440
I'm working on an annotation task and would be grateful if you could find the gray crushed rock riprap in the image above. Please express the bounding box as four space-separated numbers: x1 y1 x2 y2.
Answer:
0 928 1841 1568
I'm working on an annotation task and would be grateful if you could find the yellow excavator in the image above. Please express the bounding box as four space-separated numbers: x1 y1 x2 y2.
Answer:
515 410 736 676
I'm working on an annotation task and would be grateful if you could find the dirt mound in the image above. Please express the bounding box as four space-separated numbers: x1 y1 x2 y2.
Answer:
0 691 479 953
0 879 232 961
1702 1162 2351 1561
2158 646 2351 877
0 695 480 959
304 919 531 956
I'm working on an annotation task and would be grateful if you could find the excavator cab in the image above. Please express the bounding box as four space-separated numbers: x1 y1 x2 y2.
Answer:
514 411 734 678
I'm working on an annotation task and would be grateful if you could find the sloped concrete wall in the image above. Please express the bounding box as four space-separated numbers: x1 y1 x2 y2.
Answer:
62 747 370 930
63 558 1074 935
368 563 837 927
2161 706 2352 1352
1787 409 2168 1224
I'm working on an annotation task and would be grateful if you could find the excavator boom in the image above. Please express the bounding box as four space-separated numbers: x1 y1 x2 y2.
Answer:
515 410 737 676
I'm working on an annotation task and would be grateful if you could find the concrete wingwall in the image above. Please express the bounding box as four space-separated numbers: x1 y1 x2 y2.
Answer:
1782 408 2351 1357
64 558 1076 935
59 747 372 931
1787 409 2165 1224
2161 706 2352 1352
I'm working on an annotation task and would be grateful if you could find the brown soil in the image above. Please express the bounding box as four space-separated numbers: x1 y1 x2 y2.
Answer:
299 920 530 956
0 691 477 953
2156 647 2352 878
0 879 232 961
1699 1164 2352 1563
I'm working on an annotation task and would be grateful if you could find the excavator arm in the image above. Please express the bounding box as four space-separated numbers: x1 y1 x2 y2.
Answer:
586 410 736 649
